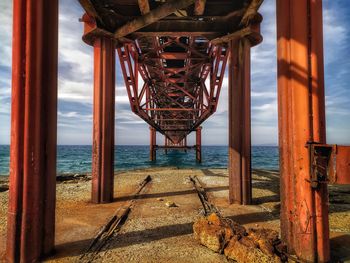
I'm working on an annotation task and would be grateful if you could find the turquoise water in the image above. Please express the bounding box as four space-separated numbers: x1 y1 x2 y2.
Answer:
0 145 279 176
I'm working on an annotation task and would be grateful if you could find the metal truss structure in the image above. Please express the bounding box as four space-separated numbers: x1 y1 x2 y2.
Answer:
118 37 228 143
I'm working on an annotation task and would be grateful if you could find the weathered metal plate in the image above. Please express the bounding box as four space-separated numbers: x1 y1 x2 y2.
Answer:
329 145 350 185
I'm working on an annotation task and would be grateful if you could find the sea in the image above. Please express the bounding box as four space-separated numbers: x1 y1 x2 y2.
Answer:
0 145 279 176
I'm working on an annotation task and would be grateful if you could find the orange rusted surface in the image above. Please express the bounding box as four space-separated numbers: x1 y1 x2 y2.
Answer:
150 127 157 161
276 0 329 261
333 146 350 185
196 127 202 163
91 37 116 204
228 38 252 205
7 0 58 262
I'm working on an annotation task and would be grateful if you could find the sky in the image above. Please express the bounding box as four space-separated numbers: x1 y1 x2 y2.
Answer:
0 0 349 146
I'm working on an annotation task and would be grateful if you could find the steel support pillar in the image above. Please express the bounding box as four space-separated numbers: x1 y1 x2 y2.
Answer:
184 137 187 152
150 127 156 161
228 38 252 205
196 127 202 163
6 0 58 262
91 37 116 204
164 137 168 154
277 0 329 262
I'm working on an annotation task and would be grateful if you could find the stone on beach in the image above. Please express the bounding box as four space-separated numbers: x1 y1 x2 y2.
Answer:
165 201 177 207
193 213 234 253
193 213 283 262
224 237 281 263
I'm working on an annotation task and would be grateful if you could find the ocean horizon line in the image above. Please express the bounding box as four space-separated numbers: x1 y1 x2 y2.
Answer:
0 145 280 175
0 144 278 147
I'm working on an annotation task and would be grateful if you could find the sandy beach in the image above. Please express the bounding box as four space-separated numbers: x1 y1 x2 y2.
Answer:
0 168 349 262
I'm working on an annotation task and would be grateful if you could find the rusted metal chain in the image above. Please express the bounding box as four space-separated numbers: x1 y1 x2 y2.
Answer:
189 176 220 216
79 175 152 262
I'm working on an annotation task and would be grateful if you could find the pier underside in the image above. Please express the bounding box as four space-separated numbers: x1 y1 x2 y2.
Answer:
81 0 262 144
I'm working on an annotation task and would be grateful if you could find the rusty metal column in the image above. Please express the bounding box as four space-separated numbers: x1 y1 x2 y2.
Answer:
164 137 168 155
6 0 58 262
92 37 116 204
150 127 156 161
196 127 202 163
277 0 329 261
228 38 252 205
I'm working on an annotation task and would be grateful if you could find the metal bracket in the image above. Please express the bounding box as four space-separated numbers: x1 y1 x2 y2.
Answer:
308 142 333 189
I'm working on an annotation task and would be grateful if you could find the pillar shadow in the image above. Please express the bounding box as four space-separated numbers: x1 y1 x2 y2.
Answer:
251 170 280 206
201 169 228 178
113 185 229 202
330 234 350 262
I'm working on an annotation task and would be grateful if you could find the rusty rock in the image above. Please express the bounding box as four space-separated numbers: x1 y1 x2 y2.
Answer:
224 238 281 263
248 228 279 256
239 236 257 248
193 213 233 253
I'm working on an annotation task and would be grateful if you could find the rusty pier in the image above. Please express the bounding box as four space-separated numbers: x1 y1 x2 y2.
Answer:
5 0 350 262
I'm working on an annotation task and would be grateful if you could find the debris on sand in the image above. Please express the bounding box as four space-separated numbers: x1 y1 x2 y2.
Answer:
193 213 286 263
0 184 9 192
165 201 178 207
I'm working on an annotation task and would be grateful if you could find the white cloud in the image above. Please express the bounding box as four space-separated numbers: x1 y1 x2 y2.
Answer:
0 1 12 69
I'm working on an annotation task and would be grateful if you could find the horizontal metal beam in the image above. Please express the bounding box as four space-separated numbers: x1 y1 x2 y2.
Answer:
131 19 231 37
130 31 220 38
210 24 262 46
156 145 196 149
143 108 199 111
114 0 196 38
211 27 252 45
79 0 102 21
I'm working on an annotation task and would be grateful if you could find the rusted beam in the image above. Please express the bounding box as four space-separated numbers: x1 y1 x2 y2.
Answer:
130 31 219 39
7 0 58 261
78 0 102 21
150 127 157 161
81 176 152 261
144 108 200 111
210 23 262 47
240 0 264 26
114 0 196 38
228 38 251 205
332 146 350 184
165 136 168 154
138 0 150 15
157 145 195 149
276 0 329 261
194 0 206 15
92 37 115 204
196 127 202 163
133 19 229 35
159 52 191 60
211 27 252 46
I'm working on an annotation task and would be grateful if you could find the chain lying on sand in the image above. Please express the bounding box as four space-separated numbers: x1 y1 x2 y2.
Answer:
189 175 220 216
79 175 152 263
